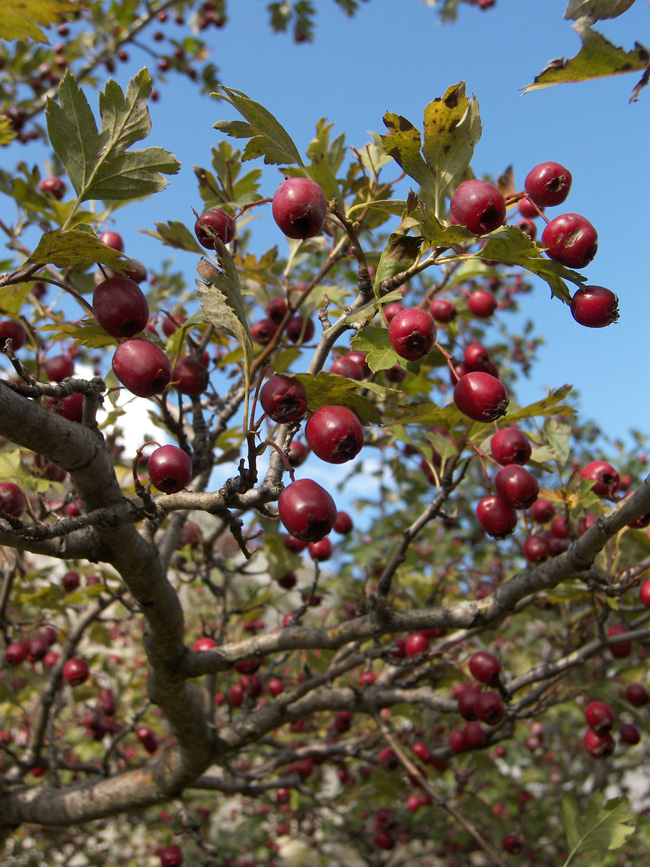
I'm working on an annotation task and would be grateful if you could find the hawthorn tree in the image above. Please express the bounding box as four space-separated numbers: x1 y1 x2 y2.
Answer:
1 1 650 866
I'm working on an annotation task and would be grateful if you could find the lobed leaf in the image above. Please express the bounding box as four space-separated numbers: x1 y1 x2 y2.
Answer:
381 112 435 196
141 221 205 254
0 0 76 43
27 229 135 271
561 791 635 866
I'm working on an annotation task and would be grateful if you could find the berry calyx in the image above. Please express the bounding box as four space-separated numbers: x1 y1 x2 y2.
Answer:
93 276 149 339
454 372 508 423
112 338 172 398
450 179 506 235
541 213 598 269
272 177 327 239
524 161 572 207
277 478 337 543
570 284 619 328
148 445 192 494
305 405 364 464
387 307 437 361
476 495 517 538
259 374 308 424
194 208 235 249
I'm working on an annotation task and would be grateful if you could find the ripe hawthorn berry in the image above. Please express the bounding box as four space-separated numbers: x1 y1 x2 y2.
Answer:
0 482 26 517
259 374 308 424
625 683 649 707
99 231 124 252
450 179 506 235
580 460 619 497
286 314 315 344
39 176 67 199
571 285 619 328
542 213 598 269
265 296 288 323
464 342 491 372
502 832 524 855
469 650 501 685
194 208 235 248
93 276 149 338
476 495 517 538
333 510 353 534
584 700 616 734
44 354 75 381
5 641 29 666
528 498 555 524
619 723 641 746
159 844 184 867
63 657 90 686
491 427 532 466
583 728 615 758
404 631 429 657
272 177 327 239
251 318 278 346
330 355 363 379
494 464 539 510
429 297 457 323
524 161 572 207
287 440 308 467
608 624 631 658
112 338 172 398
387 307 437 361
383 301 404 323
27 636 48 662
136 725 158 752
172 357 209 397
148 445 192 494
640 579 650 608
467 289 497 319
305 405 364 464
308 537 332 561
453 372 508 423
523 534 549 563
0 319 27 350
457 688 480 721
278 478 337 543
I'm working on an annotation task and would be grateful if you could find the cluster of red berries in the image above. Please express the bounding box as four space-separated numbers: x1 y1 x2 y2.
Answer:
582 687 648 758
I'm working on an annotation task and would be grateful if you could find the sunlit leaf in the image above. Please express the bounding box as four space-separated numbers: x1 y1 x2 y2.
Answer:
0 0 76 43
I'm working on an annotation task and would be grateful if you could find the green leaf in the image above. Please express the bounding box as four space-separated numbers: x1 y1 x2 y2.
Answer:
213 86 304 167
351 326 399 373
39 321 119 348
504 385 576 423
381 112 435 196
561 791 635 867
141 221 205 254
46 69 180 205
196 250 252 364
422 82 482 213
564 0 637 22
0 0 76 43
522 29 650 95
0 115 16 146
292 371 388 425
375 233 423 287
0 281 32 316
543 419 573 469
27 229 136 271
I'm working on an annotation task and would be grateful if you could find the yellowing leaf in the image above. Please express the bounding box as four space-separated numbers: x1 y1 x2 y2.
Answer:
0 0 77 43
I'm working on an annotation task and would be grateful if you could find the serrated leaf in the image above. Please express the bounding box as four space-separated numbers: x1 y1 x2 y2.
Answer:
561 791 635 866
213 86 303 167
544 419 573 468
141 220 205 254
564 0 637 21
326 287 405 333
347 198 410 220
504 385 576 423
375 233 423 286
422 82 482 213
196 252 252 368
523 29 649 96
0 281 32 316
381 112 435 196
350 326 399 373
46 69 179 205
0 115 16 146
27 229 136 271
39 321 119 348
292 371 385 425
0 0 77 43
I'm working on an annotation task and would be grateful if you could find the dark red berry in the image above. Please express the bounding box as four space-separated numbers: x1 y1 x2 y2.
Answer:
277 478 337 543
625 683 649 707
469 650 501 685
287 440 308 467
272 177 327 239
286 315 315 344
99 231 124 252
333 510 353 534
583 728 615 758
467 289 497 319
93 276 149 338
454 372 508 423
524 161 572 207
112 339 171 398
542 213 598 269
44 354 75 381
585 700 616 734
475 691 505 726
0 320 27 350
450 179 506 235
404 632 429 657
608 624 631 658
491 428 531 466
619 723 641 746
502 832 524 855
194 208 235 248
251 318 278 345
523 534 549 563
580 460 619 497
159 843 184 867
5 641 29 666
528 498 555 524
0 482 26 517
429 298 457 323
265 296 288 323
464 342 491 372
494 464 540 510
308 537 332 561
570 285 619 328
260 374 308 423
172 357 209 397
39 176 67 200
457 688 480 721
63 657 90 686
476 495 517 538
387 308 437 361
305 405 364 464
148 445 192 494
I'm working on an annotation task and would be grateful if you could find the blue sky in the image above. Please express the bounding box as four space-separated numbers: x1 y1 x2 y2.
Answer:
4 0 650 449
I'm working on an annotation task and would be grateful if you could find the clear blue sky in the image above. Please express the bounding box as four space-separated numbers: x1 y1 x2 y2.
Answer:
5 0 650 449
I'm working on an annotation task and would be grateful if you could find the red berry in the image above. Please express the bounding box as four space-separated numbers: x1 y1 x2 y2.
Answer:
287 440 308 467
286 315 315 344
265 296 288 323
148 445 192 494
524 161 572 207
494 464 540 510
93 276 149 339
476 495 517 538
0 320 27 350
412 741 432 764
308 537 332 561
260 374 308 424
172 357 209 397
450 179 506 235
449 728 468 753
194 208 235 248
27 636 49 663
570 285 619 328
0 482 26 517
333 510 353 534
136 725 158 752
522 534 549 563
44 354 75 381
112 338 172 398
464 342 491 372
625 683 649 707
99 231 124 252
429 297 457 323
63 657 90 686
5 641 29 666
468 650 501 685
278 478 337 543
619 723 641 746
387 308 436 361
528 498 555 524
453 372 508 423
159 844 184 867
62 570 80 592
383 301 404 322
272 177 327 239
467 289 497 319
518 197 541 219
607 624 631 658
404 632 429 657
305 405 364 464
475 691 505 725
583 728 615 758
194 637 217 651
251 318 278 345
580 460 619 497
584 700 616 734
330 355 363 379
39 176 67 200
464 721 487 749
541 213 598 269
491 428 532 466
457 687 480 721
502 832 524 855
